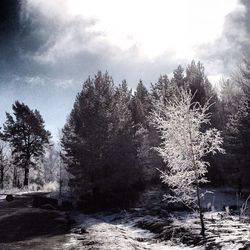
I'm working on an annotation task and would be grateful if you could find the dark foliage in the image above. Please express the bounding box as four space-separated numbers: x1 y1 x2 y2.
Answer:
62 72 142 209
0 101 51 186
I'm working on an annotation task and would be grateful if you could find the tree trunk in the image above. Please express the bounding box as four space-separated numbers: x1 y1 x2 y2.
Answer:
13 167 17 188
196 184 205 237
24 168 29 186
187 112 206 238
0 168 3 189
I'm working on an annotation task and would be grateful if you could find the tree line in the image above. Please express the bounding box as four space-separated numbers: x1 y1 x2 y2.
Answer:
61 60 250 209
0 60 250 211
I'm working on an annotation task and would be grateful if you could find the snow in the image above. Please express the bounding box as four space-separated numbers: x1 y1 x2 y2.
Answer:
0 188 29 200
205 212 250 249
0 183 61 200
174 211 250 249
59 187 250 249
64 212 201 250
0 186 249 249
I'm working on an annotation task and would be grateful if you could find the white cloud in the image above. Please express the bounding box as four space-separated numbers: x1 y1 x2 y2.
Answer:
26 0 239 63
63 0 238 59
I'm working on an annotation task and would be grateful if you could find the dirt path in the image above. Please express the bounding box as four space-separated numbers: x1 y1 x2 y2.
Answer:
0 193 71 250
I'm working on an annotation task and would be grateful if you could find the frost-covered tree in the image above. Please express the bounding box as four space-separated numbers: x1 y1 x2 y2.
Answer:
151 89 224 236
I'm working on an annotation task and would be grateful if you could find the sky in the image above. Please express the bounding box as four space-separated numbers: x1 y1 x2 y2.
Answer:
0 0 249 140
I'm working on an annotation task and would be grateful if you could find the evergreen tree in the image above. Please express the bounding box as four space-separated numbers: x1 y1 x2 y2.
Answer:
0 101 51 186
172 65 185 88
222 59 250 189
62 72 115 198
237 59 250 153
218 79 243 187
184 61 222 183
130 80 151 126
105 81 141 205
151 75 175 101
185 61 209 105
130 80 165 185
185 61 220 125
62 72 141 209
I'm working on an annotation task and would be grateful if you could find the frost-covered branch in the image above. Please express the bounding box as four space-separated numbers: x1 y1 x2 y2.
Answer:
151 88 225 236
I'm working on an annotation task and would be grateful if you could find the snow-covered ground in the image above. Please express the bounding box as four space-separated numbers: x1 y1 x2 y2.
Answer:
63 212 201 250
0 182 60 200
170 211 250 249
61 187 250 250
0 188 25 200
1 186 249 249
61 209 250 250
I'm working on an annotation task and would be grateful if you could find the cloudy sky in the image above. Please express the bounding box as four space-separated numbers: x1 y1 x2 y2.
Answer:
0 0 249 139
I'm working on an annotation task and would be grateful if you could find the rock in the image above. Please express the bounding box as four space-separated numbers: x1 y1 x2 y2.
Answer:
6 194 14 202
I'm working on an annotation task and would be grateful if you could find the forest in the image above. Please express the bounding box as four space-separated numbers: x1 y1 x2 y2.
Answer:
0 61 249 196
1 60 250 249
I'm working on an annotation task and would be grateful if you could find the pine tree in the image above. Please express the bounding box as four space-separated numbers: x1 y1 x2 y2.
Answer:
223 59 250 188
62 72 115 197
151 75 175 101
0 101 51 186
62 72 141 208
172 65 185 88
130 80 151 126
185 61 219 118
106 81 141 205
237 59 250 153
